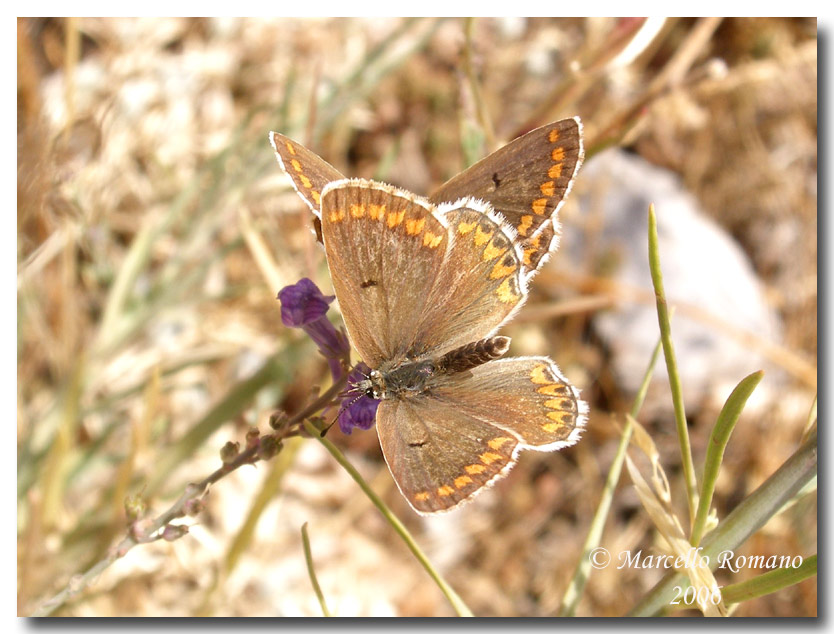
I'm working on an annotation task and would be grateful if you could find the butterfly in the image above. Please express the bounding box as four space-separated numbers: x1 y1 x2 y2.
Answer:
271 120 587 514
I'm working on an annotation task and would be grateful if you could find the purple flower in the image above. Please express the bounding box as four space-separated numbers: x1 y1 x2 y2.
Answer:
278 279 379 435
339 363 380 435
278 278 350 380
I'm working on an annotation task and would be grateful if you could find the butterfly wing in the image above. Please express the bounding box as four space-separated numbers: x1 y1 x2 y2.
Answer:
414 201 528 356
376 397 521 514
429 118 584 276
432 356 588 449
319 179 451 368
376 355 587 514
270 131 345 217
320 180 531 365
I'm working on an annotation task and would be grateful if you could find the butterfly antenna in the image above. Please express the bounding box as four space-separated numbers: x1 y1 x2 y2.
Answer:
323 388 369 437
319 415 339 438
320 372 368 437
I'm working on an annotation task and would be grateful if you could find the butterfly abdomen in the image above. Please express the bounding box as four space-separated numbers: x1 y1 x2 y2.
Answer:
436 336 510 374
374 336 509 399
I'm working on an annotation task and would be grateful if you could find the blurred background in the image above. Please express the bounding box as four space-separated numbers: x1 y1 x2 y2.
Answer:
17 17 816 616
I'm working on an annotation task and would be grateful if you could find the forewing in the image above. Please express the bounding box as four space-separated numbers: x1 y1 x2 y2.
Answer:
270 131 345 218
429 118 583 276
319 179 450 368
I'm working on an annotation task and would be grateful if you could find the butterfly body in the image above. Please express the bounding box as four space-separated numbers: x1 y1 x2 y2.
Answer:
359 336 511 400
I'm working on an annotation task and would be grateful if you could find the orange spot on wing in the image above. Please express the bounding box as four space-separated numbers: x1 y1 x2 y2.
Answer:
465 464 486 475
437 485 455 497
457 221 477 234
551 147 565 162
542 421 563 433
474 224 493 246
530 364 550 384
370 204 387 220
479 451 503 465
291 159 303 173
387 210 406 227
548 129 561 143
406 217 426 235
488 437 513 450
496 277 519 304
544 398 571 410
490 258 517 280
547 411 573 423
350 204 366 218
517 215 533 236
285 141 296 155
423 231 443 248
454 475 473 489
548 163 563 179
532 198 549 215
540 181 555 196
537 384 567 396
482 241 506 261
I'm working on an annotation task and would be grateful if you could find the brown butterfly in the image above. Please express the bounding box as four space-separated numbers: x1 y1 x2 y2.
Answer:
270 122 587 513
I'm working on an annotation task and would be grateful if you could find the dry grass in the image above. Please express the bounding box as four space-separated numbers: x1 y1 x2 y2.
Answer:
17 17 816 617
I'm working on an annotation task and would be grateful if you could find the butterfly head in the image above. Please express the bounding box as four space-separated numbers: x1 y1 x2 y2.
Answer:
353 369 384 400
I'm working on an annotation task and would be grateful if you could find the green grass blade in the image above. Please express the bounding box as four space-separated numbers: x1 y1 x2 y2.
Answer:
691 371 764 545
721 554 816 605
302 522 333 617
647 204 698 527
